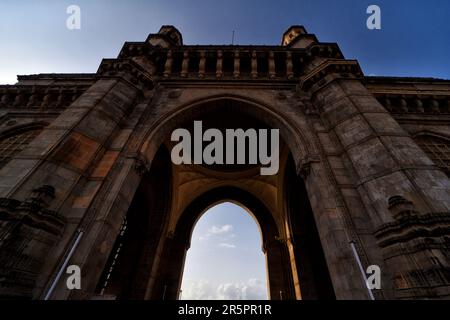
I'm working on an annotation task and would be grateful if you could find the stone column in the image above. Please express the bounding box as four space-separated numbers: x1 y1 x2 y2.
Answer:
251 51 258 79
198 51 206 79
233 50 240 79
181 50 189 78
269 51 276 79
286 51 294 80
301 59 450 298
149 234 188 300
264 239 296 300
216 50 223 79
163 50 173 78
0 59 152 299
0 186 65 299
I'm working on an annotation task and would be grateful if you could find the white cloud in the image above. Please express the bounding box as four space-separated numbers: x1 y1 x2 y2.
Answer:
181 279 267 300
209 224 233 234
180 280 215 300
198 224 235 242
218 243 236 249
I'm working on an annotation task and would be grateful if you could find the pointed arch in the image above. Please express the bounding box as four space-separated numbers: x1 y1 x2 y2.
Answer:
139 95 318 172
413 132 450 177
0 122 47 169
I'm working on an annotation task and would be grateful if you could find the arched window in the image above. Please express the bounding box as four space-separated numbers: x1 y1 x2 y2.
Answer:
415 134 450 177
0 127 42 169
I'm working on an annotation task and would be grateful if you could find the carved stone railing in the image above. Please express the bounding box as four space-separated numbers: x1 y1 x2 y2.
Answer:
0 85 89 110
114 41 344 81
374 94 450 115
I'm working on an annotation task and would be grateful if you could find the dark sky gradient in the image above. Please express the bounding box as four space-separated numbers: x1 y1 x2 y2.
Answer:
1 0 450 84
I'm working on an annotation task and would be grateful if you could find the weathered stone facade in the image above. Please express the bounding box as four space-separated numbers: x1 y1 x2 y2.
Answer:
0 25 449 300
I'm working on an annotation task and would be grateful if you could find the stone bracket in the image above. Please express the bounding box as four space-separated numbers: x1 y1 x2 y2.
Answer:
296 155 321 179
299 59 364 92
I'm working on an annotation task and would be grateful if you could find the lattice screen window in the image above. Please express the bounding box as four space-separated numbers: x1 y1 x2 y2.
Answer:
0 129 41 169
416 135 450 177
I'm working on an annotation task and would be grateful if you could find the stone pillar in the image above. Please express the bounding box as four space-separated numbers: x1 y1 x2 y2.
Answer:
251 51 258 79
198 51 206 79
163 50 173 78
303 62 449 220
216 50 223 79
233 50 240 79
181 50 189 78
0 185 65 299
0 59 152 299
269 51 276 79
286 52 294 80
149 235 187 300
264 239 296 300
298 160 371 299
301 59 450 298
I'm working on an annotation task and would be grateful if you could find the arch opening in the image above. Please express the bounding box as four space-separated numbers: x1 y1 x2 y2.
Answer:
153 185 296 300
180 202 269 300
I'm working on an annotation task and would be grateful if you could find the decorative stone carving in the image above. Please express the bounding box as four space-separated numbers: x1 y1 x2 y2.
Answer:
168 89 181 99
430 99 441 113
374 95 450 115
375 196 450 299
251 51 258 79
299 59 363 91
399 98 409 113
132 154 149 176
0 91 10 108
0 185 65 299
276 92 287 100
97 59 154 91
0 85 87 110
296 156 320 179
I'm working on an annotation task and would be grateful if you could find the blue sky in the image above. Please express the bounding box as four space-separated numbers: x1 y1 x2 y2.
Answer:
1 1 449 300
1 1 450 84
180 202 268 300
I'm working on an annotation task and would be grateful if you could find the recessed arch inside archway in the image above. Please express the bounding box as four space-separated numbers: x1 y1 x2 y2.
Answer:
93 96 336 300
180 201 269 300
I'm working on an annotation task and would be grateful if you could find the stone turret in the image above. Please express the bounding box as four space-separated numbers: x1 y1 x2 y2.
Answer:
282 25 318 48
146 25 183 48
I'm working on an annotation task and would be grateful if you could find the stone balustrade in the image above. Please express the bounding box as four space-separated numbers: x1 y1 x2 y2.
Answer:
0 85 89 110
375 95 450 114
117 42 344 81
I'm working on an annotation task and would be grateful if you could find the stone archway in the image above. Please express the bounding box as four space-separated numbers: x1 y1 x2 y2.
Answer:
152 186 296 300
84 95 348 300
45 93 371 301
